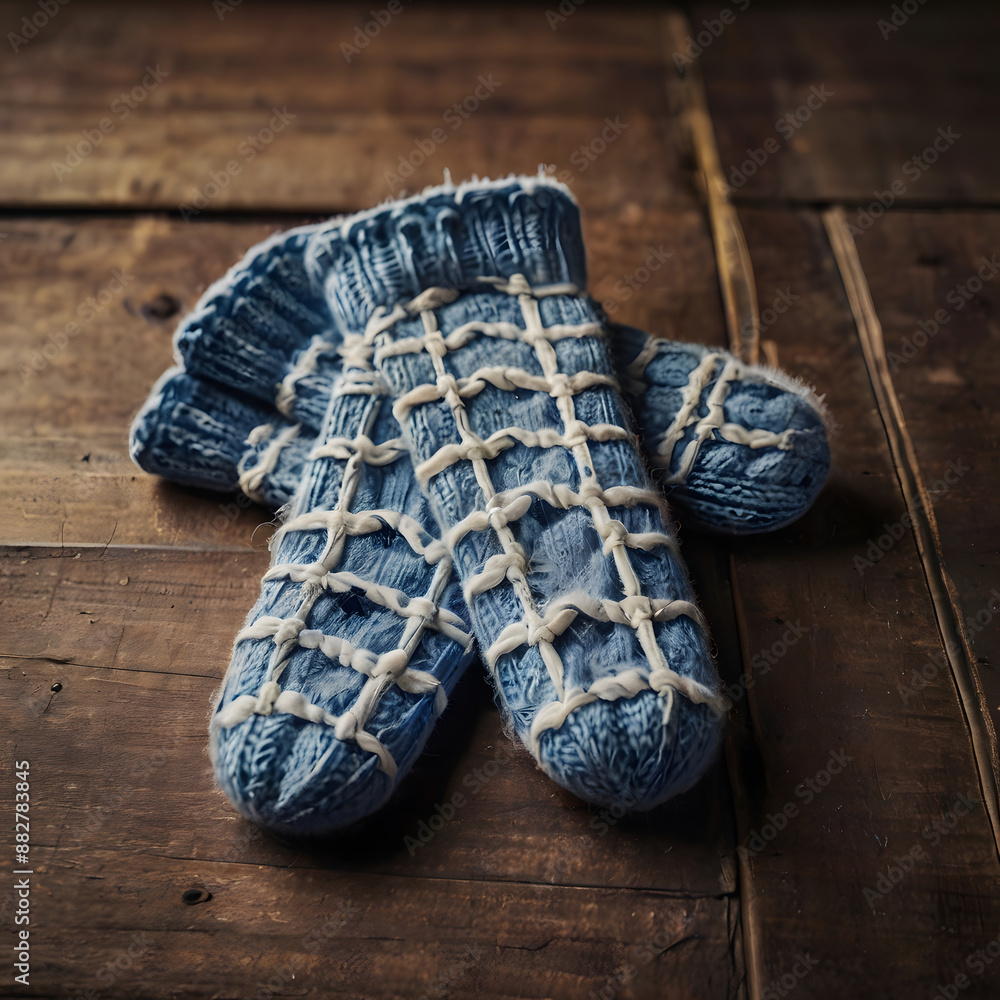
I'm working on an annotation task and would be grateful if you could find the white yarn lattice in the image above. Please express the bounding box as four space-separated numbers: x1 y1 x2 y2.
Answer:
216 336 473 779
622 335 795 485
371 275 727 753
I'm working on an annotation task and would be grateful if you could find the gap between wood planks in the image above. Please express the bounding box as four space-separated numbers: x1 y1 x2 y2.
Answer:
824 205 1000 862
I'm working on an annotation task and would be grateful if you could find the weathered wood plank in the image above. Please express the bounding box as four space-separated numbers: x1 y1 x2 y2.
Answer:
2 546 735 896
0 213 725 548
851 211 1000 763
2 4 667 112
716 206 1000 997
692 6 1000 205
12 849 738 1000
0 2 697 211
0 109 685 212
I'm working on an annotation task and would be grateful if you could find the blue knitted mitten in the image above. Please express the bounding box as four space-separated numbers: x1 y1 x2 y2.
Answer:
210 352 476 836
132 226 477 836
130 177 830 829
305 176 727 810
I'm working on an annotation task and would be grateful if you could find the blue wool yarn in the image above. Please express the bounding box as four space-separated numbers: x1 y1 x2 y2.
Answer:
129 365 314 507
172 222 344 431
305 175 727 810
612 325 831 534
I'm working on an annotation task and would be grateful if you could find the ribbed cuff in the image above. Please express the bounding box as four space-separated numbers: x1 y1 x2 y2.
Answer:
305 174 587 332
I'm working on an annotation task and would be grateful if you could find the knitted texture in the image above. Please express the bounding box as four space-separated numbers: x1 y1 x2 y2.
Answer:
612 325 831 534
131 223 830 533
305 176 727 809
208 353 476 836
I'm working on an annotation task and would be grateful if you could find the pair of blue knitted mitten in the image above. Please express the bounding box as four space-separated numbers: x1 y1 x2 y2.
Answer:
131 176 829 837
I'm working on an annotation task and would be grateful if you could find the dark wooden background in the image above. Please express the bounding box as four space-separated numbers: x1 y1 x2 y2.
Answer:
2 3 998 998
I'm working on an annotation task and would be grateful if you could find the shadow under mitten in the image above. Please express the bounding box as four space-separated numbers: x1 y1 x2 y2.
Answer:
307 175 727 811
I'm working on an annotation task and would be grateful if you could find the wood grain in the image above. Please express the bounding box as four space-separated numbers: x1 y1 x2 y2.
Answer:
0 2 697 211
852 211 1000 772
692 6 1000 205
720 206 1000 998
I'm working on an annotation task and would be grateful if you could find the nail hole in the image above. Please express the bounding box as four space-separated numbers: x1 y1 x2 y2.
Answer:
181 888 211 905
141 293 181 321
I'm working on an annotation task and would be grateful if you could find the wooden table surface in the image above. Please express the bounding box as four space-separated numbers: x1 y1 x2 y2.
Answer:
2 3 998 998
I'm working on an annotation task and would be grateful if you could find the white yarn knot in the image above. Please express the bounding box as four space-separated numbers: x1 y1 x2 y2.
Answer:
620 595 654 625
405 596 436 620
374 648 410 679
334 712 359 741
436 373 459 398
529 623 557 645
548 373 572 398
254 680 282 716
273 617 306 645
425 336 448 358
302 561 329 584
